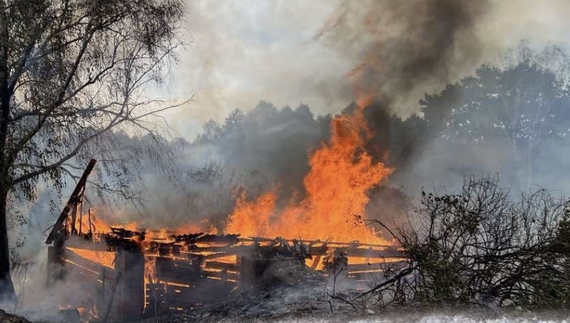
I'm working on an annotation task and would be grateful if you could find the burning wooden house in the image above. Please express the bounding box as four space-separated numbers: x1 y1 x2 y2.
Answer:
45 160 405 321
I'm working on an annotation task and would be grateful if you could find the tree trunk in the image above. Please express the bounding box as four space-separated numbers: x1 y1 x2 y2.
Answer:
0 188 15 303
0 89 15 302
0 7 15 298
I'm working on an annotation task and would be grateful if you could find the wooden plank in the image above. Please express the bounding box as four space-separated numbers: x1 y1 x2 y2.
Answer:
202 270 239 281
203 252 236 260
204 261 239 272
63 249 118 279
155 259 203 284
64 238 110 252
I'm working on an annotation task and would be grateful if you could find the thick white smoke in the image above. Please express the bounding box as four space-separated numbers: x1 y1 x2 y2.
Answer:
166 0 570 137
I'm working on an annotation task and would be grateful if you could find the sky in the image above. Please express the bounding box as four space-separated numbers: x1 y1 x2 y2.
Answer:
158 0 570 140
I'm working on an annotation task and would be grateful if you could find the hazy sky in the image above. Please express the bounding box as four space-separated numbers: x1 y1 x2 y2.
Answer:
160 0 570 139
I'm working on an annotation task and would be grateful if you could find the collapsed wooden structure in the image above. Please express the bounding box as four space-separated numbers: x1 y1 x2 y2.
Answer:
45 160 405 321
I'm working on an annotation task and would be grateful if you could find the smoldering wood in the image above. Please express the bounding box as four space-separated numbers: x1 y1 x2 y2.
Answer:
48 231 403 318
44 159 408 318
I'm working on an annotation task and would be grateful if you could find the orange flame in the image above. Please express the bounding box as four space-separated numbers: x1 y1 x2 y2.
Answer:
72 209 212 237
226 95 393 243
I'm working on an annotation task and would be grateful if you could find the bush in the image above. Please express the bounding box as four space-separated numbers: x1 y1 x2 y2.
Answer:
367 176 570 309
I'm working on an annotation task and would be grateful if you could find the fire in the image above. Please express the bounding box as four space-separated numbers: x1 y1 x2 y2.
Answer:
71 208 213 238
226 95 393 244
66 248 116 269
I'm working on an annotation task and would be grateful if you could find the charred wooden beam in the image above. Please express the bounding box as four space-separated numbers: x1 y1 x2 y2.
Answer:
46 159 97 245
104 235 142 253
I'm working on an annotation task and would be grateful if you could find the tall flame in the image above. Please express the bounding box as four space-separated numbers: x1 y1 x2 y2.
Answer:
226 95 393 243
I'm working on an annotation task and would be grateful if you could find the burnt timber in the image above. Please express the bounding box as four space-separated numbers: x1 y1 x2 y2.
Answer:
45 160 406 319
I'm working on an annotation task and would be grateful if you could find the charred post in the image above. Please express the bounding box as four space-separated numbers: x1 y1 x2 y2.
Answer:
114 252 145 321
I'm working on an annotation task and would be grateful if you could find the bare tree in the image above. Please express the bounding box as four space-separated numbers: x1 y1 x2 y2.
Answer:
363 177 570 309
0 0 186 301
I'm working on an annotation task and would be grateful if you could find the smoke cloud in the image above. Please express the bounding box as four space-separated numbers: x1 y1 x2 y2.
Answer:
314 0 490 116
169 0 570 133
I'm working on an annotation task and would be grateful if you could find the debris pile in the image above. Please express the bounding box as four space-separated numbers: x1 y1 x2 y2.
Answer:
42 159 406 321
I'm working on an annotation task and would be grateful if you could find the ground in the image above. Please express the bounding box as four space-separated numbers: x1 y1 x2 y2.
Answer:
0 310 31 323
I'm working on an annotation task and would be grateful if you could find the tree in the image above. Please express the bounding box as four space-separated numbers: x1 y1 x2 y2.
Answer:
420 45 570 191
0 0 185 301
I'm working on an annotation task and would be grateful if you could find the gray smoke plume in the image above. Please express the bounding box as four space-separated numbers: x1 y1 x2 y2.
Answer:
313 0 490 116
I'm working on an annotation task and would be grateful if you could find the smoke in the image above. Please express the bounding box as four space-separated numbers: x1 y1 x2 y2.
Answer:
97 102 331 232
171 0 570 130
314 0 490 117
168 0 352 136
161 0 570 198
12 0 570 291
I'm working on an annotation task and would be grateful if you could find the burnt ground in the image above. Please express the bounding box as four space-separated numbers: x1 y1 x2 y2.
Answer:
143 261 364 323
7 261 570 323
0 309 31 323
